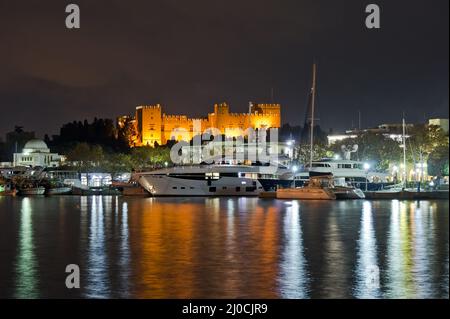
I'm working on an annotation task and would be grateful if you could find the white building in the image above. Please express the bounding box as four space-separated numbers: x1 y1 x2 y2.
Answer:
428 118 449 134
13 139 64 168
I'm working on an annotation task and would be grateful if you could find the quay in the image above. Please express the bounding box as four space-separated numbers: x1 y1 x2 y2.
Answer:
363 190 449 200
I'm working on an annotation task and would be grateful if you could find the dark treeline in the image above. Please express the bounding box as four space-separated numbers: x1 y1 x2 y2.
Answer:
47 118 131 154
279 123 328 144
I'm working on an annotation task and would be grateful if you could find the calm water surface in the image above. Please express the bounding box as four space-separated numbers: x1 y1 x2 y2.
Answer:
0 196 448 299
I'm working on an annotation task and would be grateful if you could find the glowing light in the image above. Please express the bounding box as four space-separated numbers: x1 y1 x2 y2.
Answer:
292 165 298 173
334 154 341 160
364 163 370 170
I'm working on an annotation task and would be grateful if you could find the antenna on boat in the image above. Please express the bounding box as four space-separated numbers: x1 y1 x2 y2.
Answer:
309 63 317 169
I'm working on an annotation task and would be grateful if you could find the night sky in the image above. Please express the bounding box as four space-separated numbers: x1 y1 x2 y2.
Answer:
0 0 448 138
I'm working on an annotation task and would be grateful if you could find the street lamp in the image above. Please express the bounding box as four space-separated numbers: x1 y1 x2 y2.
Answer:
363 163 370 191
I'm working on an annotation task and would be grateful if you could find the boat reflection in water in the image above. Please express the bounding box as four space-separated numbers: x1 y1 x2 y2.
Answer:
0 196 447 299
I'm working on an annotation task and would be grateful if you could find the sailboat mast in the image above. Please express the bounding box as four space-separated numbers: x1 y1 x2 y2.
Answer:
402 116 407 188
309 63 317 168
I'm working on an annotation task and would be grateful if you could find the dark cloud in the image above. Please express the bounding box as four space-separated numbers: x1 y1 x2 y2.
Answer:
0 0 448 138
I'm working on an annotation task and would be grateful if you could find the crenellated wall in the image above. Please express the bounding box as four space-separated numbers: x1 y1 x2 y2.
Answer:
129 102 281 146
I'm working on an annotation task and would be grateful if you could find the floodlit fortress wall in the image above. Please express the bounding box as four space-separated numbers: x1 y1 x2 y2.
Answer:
128 102 281 146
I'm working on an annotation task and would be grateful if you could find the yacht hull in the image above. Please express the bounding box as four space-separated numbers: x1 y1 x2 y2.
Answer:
19 187 46 196
46 187 72 195
137 174 263 197
276 187 336 200
333 187 365 199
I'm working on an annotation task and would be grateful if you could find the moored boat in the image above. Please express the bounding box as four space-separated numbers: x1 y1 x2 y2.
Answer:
111 180 149 196
0 186 17 196
0 190 17 196
329 177 365 199
276 175 336 200
135 164 265 197
19 187 46 196
0 181 17 196
46 187 72 195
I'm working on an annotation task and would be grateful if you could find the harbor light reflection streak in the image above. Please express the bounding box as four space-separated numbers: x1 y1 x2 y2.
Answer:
278 200 308 298
118 201 131 297
354 201 381 298
14 198 38 298
85 196 110 298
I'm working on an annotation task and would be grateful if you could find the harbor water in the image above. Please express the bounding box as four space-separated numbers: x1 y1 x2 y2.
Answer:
0 196 448 299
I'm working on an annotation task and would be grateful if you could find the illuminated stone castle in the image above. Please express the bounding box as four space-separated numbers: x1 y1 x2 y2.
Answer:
120 102 281 147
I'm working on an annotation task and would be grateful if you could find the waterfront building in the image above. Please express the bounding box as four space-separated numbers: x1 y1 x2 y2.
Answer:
327 118 449 146
13 139 64 168
428 118 449 135
327 121 424 145
124 102 281 147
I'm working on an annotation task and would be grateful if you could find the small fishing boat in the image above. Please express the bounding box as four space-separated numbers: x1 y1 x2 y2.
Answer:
41 180 72 195
19 187 46 196
0 184 17 196
46 187 72 195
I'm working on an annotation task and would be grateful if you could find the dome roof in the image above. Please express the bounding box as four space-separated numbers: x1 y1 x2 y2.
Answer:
23 139 50 153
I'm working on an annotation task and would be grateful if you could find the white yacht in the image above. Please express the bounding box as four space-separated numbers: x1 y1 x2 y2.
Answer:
259 159 392 192
305 158 391 188
135 165 271 196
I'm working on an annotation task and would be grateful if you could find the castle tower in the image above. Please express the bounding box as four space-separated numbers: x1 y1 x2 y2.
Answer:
135 105 162 146
212 102 230 133
249 103 281 129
